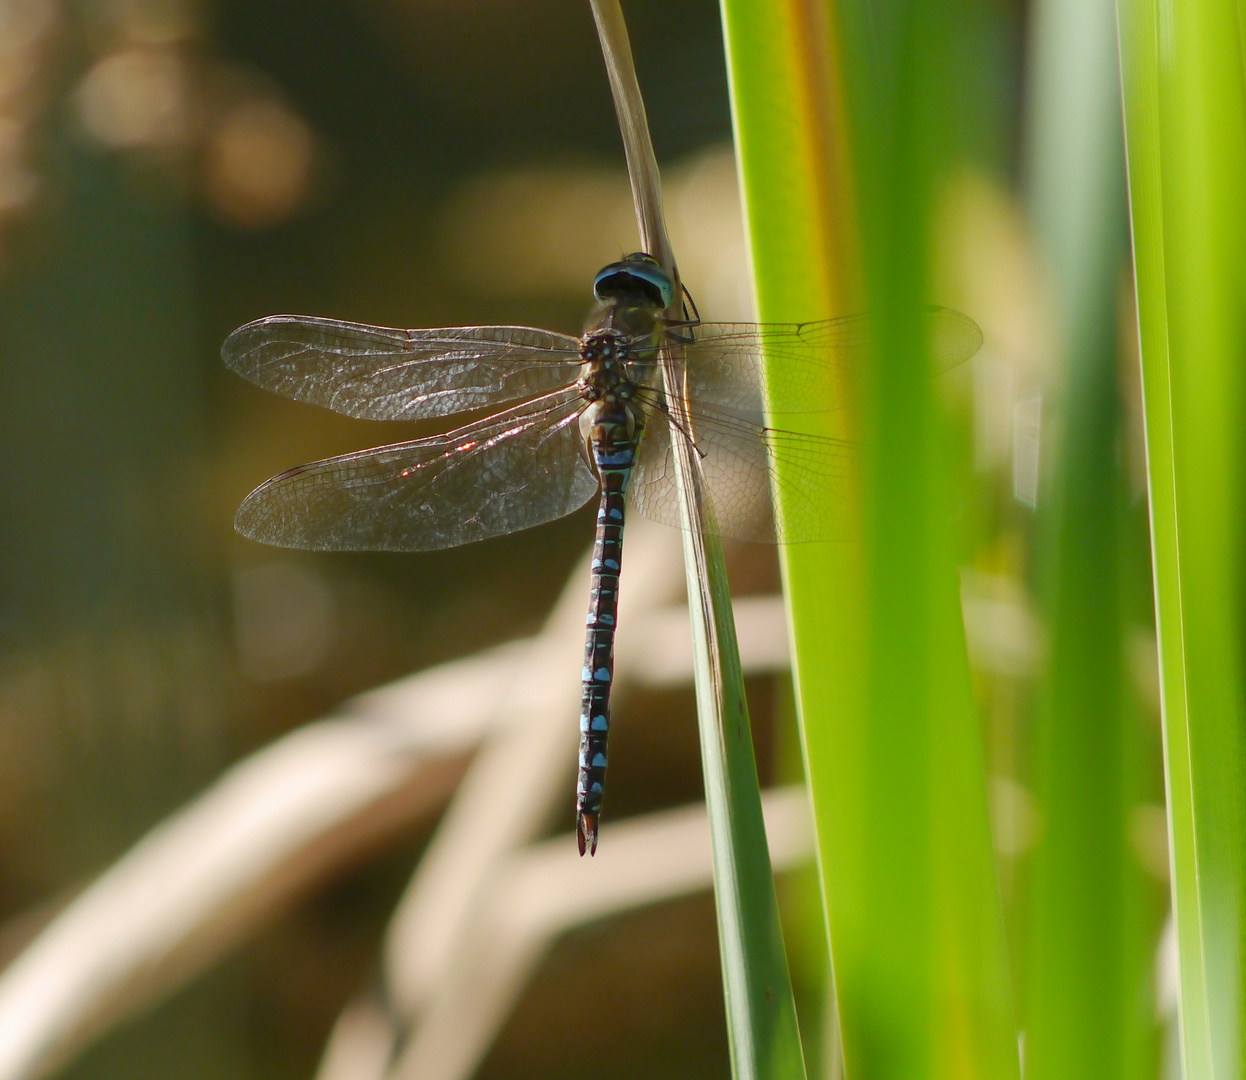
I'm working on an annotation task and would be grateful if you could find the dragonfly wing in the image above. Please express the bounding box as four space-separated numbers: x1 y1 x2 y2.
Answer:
235 389 598 551
630 394 858 544
224 316 584 420
682 308 983 414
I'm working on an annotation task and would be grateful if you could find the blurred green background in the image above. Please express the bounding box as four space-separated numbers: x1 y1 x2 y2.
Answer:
0 0 1175 1078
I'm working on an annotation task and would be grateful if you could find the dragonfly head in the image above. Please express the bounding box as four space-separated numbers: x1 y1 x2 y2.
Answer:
593 253 674 310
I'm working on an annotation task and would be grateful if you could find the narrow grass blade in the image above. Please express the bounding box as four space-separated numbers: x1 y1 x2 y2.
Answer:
1118 0 1246 1073
721 1 1020 1077
589 4 807 1077
1023 0 1160 1076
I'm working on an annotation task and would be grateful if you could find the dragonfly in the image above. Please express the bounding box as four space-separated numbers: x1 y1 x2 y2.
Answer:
224 253 982 855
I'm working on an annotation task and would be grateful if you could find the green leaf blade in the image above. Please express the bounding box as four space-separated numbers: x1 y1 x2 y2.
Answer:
721 1 1020 1078
1119 0 1246 1073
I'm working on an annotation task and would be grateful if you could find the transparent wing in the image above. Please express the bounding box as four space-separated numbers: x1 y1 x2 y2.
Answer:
629 392 857 544
678 307 983 414
235 388 598 551
223 315 584 420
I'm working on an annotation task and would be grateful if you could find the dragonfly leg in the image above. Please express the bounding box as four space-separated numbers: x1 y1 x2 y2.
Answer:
633 387 706 461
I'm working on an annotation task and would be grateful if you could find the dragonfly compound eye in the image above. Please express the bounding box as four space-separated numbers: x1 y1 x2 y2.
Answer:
593 254 674 309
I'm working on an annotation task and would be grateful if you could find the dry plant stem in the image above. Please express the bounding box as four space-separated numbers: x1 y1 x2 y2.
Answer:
385 788 814 1080
0 719 469 1080
0 518 787 1080
381 519 685 1019
590 3 805 1077
588 0 676 275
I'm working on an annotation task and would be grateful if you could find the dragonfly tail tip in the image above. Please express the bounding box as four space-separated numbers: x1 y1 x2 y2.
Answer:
577 812 599 857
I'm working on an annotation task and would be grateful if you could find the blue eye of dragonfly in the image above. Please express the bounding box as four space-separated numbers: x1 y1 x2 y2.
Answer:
592 253 674 308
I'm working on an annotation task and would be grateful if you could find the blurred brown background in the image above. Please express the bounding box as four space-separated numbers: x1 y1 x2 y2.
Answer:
0 1 836 1077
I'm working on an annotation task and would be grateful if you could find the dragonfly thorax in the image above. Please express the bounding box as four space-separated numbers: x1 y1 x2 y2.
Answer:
577 329 645 465
579 328 642 405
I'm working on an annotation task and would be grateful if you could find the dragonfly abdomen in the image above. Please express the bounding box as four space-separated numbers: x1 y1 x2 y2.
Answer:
577 405 638 856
